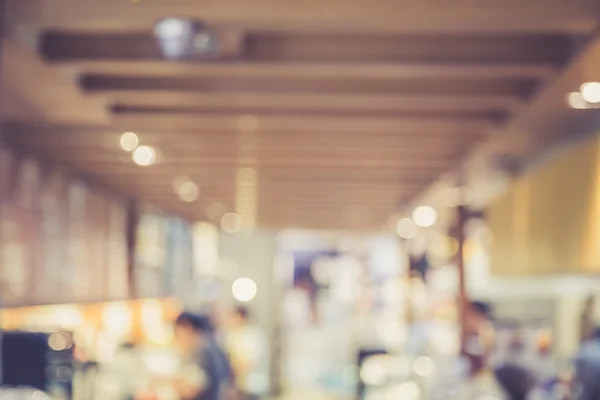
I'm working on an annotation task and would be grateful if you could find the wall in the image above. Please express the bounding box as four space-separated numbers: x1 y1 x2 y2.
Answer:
488 133 600 276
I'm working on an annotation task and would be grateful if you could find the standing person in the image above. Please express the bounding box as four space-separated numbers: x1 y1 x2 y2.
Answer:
195 314 236 400
226 306 269 400
573 327 600 400
169 312 224 400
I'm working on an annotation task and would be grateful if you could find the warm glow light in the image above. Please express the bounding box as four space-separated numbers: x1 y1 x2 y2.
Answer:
120 132 139 152
413 356 435 377
412 206 438 227
48 333 69 351
567 92 590 109
388 381 420 400
580 82 600 103
360 355 390 386
132 145 157 166
396 218 417 239
173 176 199 202
221 213 242 233
232 278 257 302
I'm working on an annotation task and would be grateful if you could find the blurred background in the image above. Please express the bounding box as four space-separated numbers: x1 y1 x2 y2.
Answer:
1 1 600 399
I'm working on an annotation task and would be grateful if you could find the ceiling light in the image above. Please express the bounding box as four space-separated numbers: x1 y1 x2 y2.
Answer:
120 132 139 152
232 278 257 302
567 91 590 109
412 206 437 228
177 180 199 202
173 175 199 202
580 82 600 103
132 145 157 166
221 213 242 233
154 18 218 59
396 218 417 239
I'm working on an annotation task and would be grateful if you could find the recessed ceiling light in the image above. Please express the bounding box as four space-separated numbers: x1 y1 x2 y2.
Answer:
580 82 600 103
120 132 139 152
412 206 438 228
131 145 157 166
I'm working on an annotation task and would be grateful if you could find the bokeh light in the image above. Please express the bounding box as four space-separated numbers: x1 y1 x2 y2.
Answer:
232 277 258 302
119 132 139 152
412 206 437 227
580 82 600 103
221 212 242 233
396 217 417 239
131 145 157 166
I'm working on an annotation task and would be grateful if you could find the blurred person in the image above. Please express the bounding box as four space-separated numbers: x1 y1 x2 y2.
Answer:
579 295 596 343
155 312 225 400
493 363 537 400
226 306 269 400
573 327 600 400
194 314 236 400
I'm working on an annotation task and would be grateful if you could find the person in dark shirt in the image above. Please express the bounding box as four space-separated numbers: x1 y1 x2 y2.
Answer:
172 312 224 400
195 314 235 399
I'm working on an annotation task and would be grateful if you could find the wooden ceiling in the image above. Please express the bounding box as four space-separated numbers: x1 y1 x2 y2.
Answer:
1 0 600 230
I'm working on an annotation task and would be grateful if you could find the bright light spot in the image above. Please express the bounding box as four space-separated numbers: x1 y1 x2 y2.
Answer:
154 18 188 39
360 355 391 386
48 333 68 351
173 176 199 202
221 213 242 233
431 235 459 259
396 218 417 239
413 356 435 377
567 91 589 109
412 206 437 227
232 278 257 302
120 132 139 152
387 381 420 400
580 82 600 103
132 145 157 166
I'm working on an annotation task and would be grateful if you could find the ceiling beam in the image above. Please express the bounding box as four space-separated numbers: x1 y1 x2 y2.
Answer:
108 113 496 132
18 143 464 159
38 154 456 169
79 74 537 98
40 31 569 65
12 0 600 34
51 61 558 81
4 124 488 141
97 91 522 114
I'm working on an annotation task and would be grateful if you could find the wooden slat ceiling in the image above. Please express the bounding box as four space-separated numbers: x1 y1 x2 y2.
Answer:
2 0 599 230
